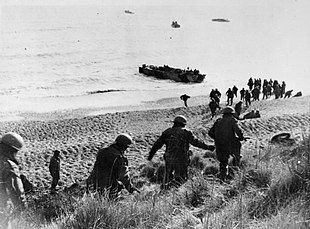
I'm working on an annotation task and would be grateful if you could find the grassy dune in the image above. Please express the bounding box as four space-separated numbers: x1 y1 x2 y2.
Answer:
1 96 310 228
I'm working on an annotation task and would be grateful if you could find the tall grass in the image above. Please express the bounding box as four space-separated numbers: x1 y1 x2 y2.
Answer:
7 134 310 229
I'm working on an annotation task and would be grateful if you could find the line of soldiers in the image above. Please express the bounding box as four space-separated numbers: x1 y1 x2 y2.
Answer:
1 107 246 225
247 77 292 101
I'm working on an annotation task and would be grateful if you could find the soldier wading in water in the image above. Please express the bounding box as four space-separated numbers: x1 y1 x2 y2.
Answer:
148 115 215 189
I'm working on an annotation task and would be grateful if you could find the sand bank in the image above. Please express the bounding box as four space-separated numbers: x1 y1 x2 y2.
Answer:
0 95 309 189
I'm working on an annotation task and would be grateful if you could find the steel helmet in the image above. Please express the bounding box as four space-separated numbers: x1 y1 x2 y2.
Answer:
173 115 187 125
115 133 133 146
222 106 235 114
1 132 25 150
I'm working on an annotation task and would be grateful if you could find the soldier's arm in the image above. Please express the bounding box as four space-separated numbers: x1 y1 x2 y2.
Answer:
116 157 136 193
4 163 26 210
188 130 215 151
148 135 165 161
208 123 216 139
233 121 244 140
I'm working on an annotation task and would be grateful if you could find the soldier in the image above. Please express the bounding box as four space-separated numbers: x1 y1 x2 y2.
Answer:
232 85 238 98
284 89 293 98
86 134 138 198
208 107 245 181
226 88 234 106
234 101 243 119
280 81 286 98
240 88 245 101
49 150 61 194
245 90 251 107
209 98 221 119
147 115 215 189
180 94 191 107
0 133 26 227
247 77 254 90
262 85 268 100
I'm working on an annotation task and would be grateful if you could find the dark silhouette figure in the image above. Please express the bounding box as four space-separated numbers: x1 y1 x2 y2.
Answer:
180 94 190 107
240 88 245 101
49 150 61 194
243 110 261 119
262 86 268 99
247 77 254 90
232 85 238 97
252 87 260 101
214 89 222 98
214 89 222 103
226 88 234 106
284 90 293 98
274 84 281 99
209 99 221 119
280 81 286 98
245 90 251 107
209 89 216 99
293 91 302 97
234 101 243 118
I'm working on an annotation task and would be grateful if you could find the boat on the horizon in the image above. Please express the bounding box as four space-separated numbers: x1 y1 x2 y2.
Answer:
171 21 180 28
124 10 134 14
139 64 206 83
212 18 230 22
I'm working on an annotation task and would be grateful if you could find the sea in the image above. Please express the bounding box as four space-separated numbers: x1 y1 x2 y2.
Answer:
1 0 310 117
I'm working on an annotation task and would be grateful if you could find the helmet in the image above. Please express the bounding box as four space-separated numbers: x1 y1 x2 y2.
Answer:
1 132 24 150
115 133 133 146
222 106 235 114
173 115 187 125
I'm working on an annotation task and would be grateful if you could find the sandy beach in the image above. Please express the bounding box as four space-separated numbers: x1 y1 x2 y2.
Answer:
0 95 309 190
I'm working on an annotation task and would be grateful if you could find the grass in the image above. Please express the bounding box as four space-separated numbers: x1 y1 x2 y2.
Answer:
6 134 310 229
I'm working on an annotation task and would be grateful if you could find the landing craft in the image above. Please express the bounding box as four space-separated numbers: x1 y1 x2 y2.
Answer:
212 18 230 22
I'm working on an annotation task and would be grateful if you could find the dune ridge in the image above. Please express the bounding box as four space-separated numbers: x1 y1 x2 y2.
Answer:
0 96 309 189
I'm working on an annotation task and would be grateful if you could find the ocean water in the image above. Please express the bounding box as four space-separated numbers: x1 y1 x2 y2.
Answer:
1 0 310 114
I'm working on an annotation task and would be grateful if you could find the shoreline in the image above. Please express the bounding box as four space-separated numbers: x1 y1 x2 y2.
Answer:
0 94 210 122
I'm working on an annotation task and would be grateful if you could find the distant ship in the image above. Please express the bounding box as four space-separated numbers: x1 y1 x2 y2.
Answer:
124 10 134 14
212 18 230 22
171 21 180 28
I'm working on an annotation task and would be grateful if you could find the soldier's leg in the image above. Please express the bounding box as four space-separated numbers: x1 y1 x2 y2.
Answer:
173 163 188 186
217 153 229 181
232 153 241 167
162 161 173 189
51 173 60 193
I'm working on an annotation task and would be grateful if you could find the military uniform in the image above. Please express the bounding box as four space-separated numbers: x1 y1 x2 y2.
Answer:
148 126 214 188
208 114 244 180
49 154 60 193
0 154 26 211
87 144 135 197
